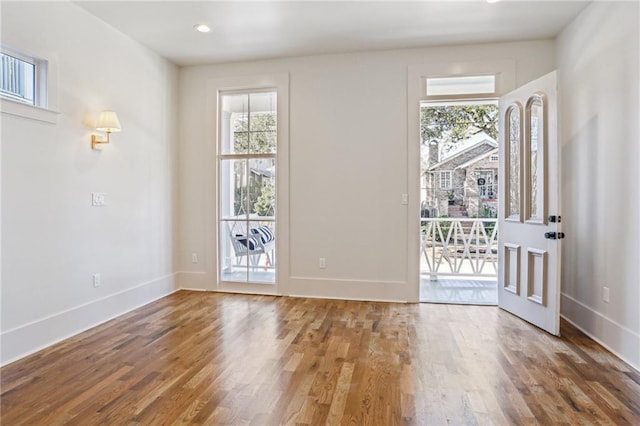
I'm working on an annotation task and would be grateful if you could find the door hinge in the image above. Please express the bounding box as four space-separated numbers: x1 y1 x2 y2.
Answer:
545 232 565 240
548 215 561 223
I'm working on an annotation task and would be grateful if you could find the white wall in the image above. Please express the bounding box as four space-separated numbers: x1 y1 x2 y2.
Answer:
0 1 179 365
178 41 555 301
557 1 640 369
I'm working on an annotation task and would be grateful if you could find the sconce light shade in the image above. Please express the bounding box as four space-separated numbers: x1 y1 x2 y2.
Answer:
96 111 121 133
91 110 122 150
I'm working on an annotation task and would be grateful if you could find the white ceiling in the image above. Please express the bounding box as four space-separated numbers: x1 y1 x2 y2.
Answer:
75 1 590 66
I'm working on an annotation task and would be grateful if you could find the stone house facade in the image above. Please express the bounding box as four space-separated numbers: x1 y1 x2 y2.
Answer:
422 132 499 217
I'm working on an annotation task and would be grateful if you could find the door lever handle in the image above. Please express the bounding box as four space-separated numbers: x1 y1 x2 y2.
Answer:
545 232 565 240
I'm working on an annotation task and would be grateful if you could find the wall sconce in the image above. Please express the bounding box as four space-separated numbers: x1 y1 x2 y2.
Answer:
91 111 121 149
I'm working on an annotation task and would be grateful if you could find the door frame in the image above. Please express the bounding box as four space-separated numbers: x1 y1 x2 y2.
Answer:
407 60 516 302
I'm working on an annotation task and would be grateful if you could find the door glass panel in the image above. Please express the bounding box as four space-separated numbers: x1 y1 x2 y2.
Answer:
507 105 521 218
528 96 544 221
219 90 277 285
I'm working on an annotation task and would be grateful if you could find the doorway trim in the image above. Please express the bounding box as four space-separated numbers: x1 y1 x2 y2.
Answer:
407 60 516 303
204 73 290 295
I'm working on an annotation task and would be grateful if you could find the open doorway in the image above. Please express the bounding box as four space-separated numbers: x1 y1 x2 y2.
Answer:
419 100 499 305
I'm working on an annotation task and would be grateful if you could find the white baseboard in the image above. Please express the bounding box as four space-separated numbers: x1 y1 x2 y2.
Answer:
175 272 411 302
561 293 640 372
286 276 409 302
176 270 208 290
0 274 178 367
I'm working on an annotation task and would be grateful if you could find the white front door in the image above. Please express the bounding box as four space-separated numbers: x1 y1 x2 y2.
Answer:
498 71 563 335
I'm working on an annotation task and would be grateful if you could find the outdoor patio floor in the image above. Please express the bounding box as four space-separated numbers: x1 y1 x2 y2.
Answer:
420 276 497 305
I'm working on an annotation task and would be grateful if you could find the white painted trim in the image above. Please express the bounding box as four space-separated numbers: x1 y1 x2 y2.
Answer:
176 271 208 290
287 277 409 302
205 73 290 295
177 271 408 302
289 276 406 286
1 98 59 124
0 274 178 367
561 293 640 372
285 294 407 304
407 59 516 304
218 281 278 295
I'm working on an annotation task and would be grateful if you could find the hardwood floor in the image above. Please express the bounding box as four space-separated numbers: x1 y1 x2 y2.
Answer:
1 291 638 425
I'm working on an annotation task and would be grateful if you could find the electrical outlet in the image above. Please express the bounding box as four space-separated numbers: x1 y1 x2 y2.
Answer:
93 273 101 288
603 286 610 303
191 253 198 264
92 192 107 206
319 257 326 269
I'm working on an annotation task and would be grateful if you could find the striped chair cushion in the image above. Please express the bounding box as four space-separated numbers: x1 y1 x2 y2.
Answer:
251 226 275 244
236 234 260 250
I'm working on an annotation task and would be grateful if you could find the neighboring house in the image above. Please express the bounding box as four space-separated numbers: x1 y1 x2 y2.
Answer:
423 131 499 218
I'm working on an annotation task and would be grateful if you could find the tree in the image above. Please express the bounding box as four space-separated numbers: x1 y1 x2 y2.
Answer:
231 111 277 216
421 104 498 153
233 112 276 153
254 180 275 216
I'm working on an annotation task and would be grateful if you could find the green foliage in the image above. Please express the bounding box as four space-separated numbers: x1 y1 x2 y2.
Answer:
480 204 498 237
421 215 453 243
480 204 498 218
230 111 277 216
436 215 453 243
254 181 275 216
421 104 498 150
233 112 276 153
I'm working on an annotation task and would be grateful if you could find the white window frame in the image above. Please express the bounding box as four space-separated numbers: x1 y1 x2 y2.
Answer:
490 154 499 162
440 171 452 189
1 46 47 106
218 89 278 285
205 73 289 296
0 45 57 124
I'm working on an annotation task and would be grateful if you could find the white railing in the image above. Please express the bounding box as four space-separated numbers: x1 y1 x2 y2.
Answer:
421 218 498 278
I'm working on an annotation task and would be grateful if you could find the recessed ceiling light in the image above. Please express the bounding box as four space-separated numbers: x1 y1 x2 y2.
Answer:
486 0 501 3
194 24 211 33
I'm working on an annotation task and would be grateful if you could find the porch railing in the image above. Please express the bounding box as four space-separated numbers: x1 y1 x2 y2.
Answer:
421 218 498 278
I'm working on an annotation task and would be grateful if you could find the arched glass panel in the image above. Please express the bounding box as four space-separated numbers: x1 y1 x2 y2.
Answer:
527 95 545 222
506 104 522 219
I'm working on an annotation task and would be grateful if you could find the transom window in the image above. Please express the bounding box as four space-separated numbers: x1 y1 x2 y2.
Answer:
0 47 47 107
426 75 496 97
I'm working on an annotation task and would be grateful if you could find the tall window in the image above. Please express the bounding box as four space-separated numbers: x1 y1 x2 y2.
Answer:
439 171 452 189
219 90 277 284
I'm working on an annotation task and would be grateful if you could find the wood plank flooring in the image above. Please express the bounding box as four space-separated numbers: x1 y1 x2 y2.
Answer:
1 290 639 425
